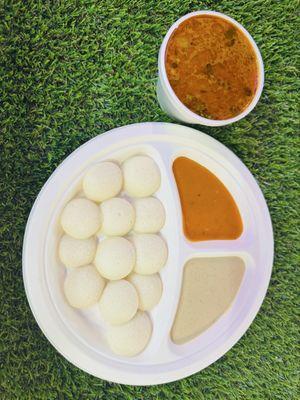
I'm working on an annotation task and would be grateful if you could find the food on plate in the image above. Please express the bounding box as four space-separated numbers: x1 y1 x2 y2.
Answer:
133 197 166 233
58 234 97 268
171 257 245 344
64 265 105 309
94 237 135 280
122 155 161 197
99 280 138 325
165 15 258 120
100 197 135 236
57 153 168 356
107 311 152 356
173 157 243 241
60 198 102 239
128 273 163 311
130 233 168 275
83 162 123 202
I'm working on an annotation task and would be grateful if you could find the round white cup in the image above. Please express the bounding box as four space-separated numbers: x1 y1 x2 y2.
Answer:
157 11 264 126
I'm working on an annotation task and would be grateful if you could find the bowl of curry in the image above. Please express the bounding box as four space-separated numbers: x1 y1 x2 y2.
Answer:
157 11 264 126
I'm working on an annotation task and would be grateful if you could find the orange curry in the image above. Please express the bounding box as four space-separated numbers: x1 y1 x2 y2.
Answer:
173 157 243 241
165 15 258 120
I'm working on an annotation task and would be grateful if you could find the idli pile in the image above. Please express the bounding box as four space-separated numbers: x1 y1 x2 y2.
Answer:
131 234 168 274
128 273 162 311
59 235 97 268
133 197 165 233
99 280 138 325
83 162 123 202
107 312 152 357
58 155 167 356
94 237 135 280
64 265 105 309
61 198 102 239
122 155 161 197
100 197 135 236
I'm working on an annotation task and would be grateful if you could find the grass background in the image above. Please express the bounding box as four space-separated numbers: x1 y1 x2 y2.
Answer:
0 0 299 398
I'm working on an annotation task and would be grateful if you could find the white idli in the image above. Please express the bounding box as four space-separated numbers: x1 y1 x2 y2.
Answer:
64 265 105 309
58 234 97 268
60 198 102 239
133 197 165 233
107 311 152 356
122 155 161 197
100 197 135 236
99 280 138 325
94 237 135 280
130 234 168 274
82 162 123 202
128 273 163 311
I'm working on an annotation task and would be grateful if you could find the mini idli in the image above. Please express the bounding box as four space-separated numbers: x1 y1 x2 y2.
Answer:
133 197 166 233
100 197 135 236
107 311 152 356
58 234 97 268
122 155 161 197
94 237 135 280
83 162 123 202
128 273 163 311
61 198 102 239
64 265 105 309
99 280 138 325
130 234 168 274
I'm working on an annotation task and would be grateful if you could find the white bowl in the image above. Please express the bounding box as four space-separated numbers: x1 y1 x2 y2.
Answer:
23 122 273 385
157 11 264 126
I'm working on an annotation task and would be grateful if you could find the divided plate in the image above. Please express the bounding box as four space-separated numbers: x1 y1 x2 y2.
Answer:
22 122 273 385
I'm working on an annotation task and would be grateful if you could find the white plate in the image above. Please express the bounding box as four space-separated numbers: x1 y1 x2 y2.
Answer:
22 122 273 385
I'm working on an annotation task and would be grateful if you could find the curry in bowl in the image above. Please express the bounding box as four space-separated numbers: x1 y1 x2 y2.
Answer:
165 15 259 120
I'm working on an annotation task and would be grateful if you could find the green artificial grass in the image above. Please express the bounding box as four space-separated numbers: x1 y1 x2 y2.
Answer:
0 0 299 398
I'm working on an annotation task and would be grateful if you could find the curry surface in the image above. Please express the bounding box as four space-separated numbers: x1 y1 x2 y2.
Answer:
173 157 243 241
165 15 258 120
